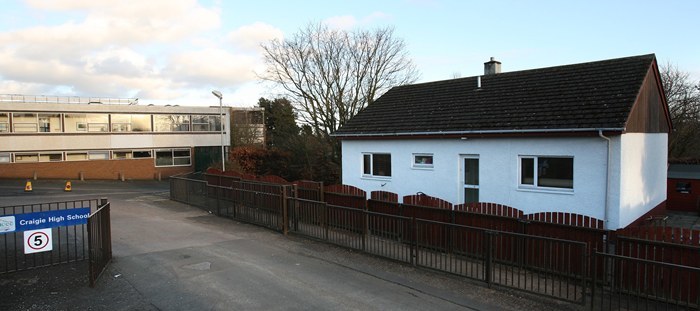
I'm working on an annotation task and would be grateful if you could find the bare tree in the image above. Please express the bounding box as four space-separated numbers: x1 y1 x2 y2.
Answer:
260 23 419 140
660 62 700 159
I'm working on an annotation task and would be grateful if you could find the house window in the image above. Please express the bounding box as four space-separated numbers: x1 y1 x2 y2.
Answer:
362 153 391 177
155 149 191 167
0 153 11 163
676 182 691 194
520 156 573 190
412 154 434 169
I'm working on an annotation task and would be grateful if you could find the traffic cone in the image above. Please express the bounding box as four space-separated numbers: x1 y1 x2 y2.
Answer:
24 180 33 192
64 181 72 192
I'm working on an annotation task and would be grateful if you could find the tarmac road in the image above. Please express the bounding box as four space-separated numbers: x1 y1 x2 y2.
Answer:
0 180 579 310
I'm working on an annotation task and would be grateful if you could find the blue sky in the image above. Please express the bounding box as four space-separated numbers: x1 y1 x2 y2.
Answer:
0 0 698 107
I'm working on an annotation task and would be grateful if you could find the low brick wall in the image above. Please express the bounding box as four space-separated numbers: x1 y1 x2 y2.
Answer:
0 159 191 180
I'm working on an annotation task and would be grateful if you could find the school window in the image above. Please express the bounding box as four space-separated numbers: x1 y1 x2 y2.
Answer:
38 113 62 132
192 115 221 132
0 153 11 163
86 114 109 132
520 156 573 190
362 153 391 177
412 153 434 169
132 150 152 158
155 149 191 167
154 115 190 132
66 152 89 161
39 152 63 162
15 153 39 162
88 151 109 160
111 114 152 132
12 113 38 132
112 150 133 159
0 113 9 132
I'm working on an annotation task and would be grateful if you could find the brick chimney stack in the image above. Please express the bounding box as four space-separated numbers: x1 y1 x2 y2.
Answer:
484 57 501 75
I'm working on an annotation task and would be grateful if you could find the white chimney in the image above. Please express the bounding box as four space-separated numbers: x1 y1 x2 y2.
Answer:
484 57 501 75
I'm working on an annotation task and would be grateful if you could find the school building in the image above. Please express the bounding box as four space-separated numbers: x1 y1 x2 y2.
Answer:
0 94 231 180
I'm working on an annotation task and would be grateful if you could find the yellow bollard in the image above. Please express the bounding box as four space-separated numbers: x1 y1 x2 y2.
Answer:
64 181 72 192
24 180 33 192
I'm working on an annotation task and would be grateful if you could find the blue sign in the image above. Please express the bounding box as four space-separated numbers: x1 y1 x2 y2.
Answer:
0 208 91 234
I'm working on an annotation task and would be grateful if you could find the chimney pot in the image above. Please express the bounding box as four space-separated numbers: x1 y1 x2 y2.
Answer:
484 57 502 75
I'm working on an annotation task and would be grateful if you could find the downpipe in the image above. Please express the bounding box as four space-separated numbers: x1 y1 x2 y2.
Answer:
598 130 611 230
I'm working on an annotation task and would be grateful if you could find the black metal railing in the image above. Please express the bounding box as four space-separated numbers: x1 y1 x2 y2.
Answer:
169 175 700 308
287 198 587 304
88 198 112 288
0 199 98 274
592 252 700 310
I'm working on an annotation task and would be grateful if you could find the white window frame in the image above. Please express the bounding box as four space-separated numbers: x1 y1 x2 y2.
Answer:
412 153 434 169
362 153 392 178
518 155 574 192
0 153 11 163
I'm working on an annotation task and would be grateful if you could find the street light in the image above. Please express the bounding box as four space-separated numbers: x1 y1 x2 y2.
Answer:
211 90 225 172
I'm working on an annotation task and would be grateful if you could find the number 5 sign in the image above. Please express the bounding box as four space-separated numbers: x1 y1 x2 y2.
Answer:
24 228 53 254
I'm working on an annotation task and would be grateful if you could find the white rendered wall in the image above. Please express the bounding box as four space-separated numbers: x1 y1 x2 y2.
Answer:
614 133 668 229
342 137 611 221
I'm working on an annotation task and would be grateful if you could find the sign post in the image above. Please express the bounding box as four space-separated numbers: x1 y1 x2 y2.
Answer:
24 228 53 254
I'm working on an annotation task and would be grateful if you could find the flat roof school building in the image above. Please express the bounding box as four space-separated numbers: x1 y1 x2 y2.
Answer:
0 95 230 180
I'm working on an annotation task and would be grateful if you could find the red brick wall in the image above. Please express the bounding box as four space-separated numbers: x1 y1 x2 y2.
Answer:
0 158 192 180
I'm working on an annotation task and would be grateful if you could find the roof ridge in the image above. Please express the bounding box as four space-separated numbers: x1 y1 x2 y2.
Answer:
393 53 656 89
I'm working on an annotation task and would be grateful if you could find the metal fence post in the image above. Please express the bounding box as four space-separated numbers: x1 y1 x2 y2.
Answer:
411 216 417 266
324 203 329 241
362 205 368 252
591 249 598 310
282 185 289 235
485 231 494 287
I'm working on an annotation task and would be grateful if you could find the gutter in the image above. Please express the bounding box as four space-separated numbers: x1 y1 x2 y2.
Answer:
598 130 612 230
332 127 624 138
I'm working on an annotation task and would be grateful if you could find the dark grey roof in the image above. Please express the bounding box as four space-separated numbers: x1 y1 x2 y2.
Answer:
668 164 700 180
334 54 656 137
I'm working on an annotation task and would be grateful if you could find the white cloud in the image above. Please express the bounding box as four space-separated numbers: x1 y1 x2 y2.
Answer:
227 22 284 51
0 0 266 103
166 49 259 87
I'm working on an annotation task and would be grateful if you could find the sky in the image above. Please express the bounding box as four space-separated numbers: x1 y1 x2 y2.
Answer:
0 0 698 107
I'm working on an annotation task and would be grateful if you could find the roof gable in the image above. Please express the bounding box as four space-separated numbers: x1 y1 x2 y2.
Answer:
335 54 658 137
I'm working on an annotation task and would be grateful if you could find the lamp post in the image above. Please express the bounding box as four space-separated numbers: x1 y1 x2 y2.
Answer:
211 90 225 172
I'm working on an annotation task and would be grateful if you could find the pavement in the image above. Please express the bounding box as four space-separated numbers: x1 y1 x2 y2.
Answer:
0 179 581 310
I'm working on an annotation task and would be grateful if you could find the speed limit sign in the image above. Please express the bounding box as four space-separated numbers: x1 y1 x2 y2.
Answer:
24 228 53 254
